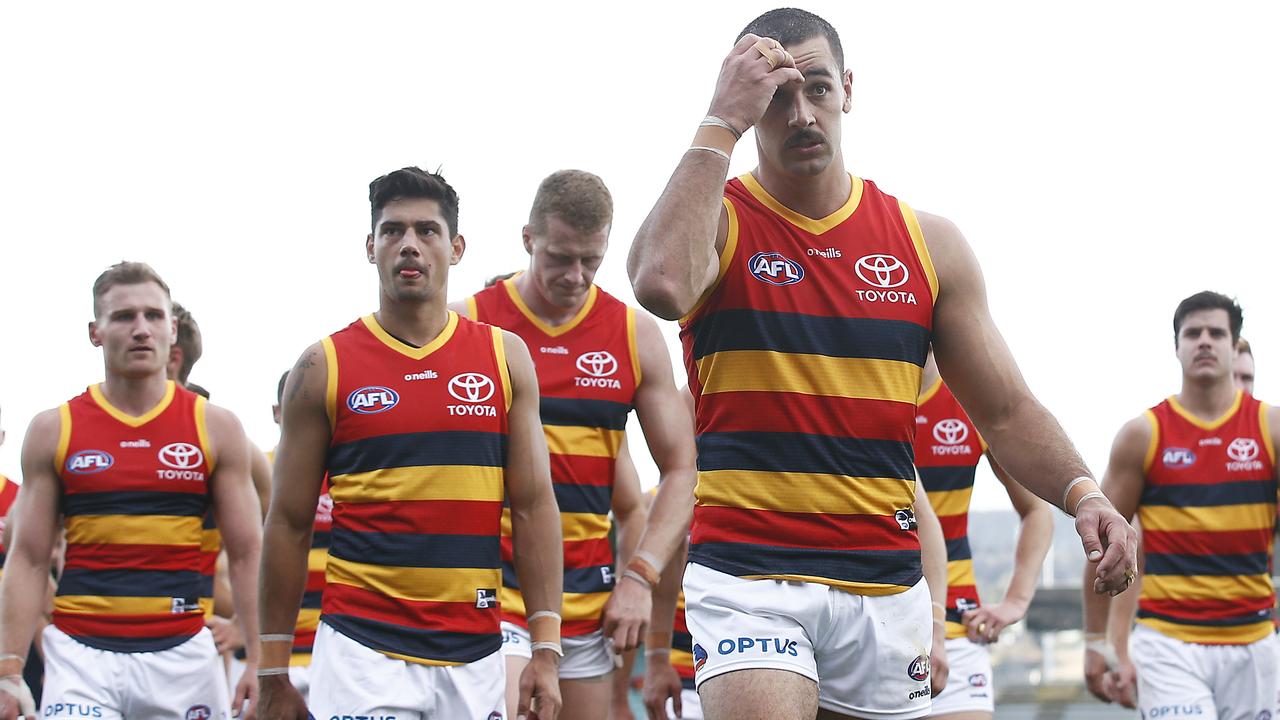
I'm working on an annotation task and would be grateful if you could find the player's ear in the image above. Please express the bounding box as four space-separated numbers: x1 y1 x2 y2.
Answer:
366 233 375 264
522 225 535 255
842 69 853 113
88 321 103 347
450 233 466 266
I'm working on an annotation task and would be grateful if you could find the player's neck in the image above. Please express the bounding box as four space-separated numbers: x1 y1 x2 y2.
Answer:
513 272 585 328
375 296 450 348
1175 377 1239 422
752 156 851 221
99 371 170 417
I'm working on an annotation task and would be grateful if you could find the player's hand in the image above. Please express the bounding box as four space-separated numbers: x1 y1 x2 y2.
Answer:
961 598 1028 645
706 34 806 135
231 662 260 720
254 674 307 720
643 658 683 720
602 576 651 651
1105 657 1138 708
517 649 562 720
1075 497 1138 596
206 615 246 655
1083 642 1118 704
929 621 950 698
0 678 36 720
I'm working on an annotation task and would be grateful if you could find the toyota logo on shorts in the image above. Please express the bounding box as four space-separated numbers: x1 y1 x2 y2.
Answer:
449 372 495 403
159 442 205 470
932 418 969 446
855 254 910 288
576 351 618 377
1228 438 1260 462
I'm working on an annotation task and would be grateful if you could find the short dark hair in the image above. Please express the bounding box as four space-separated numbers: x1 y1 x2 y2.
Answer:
484 272 518 288
276 370 290 404
1173 291 1243 345
185 382 211 399
740 8 844 70
528 170 613 234
92 261 171 318
171 302 203 384
1237 337 1253 358
369 167 460 237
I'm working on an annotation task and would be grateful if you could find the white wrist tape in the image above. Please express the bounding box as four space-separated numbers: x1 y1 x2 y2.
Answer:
1085 639 1119 670
0 674 35 717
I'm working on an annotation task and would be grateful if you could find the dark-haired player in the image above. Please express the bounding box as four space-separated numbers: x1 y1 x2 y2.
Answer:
258 167 564 720
1085 292 1279 719
623 8 1137 719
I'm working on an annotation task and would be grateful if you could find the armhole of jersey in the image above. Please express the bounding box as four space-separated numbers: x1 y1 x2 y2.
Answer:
626 307 642 390
680 197 740 326
978 434 989 454
493 326 513 412
466 296 479 322
195 395 217 474
321 337 339 434
54 403 73 475
1260 402 1277 465
898 199 940 303
1141 410 1160 474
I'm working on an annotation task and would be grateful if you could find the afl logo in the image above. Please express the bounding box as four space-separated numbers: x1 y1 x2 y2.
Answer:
1227 438 1260 462
159 442 204 470
907 655 930 682
65 449 114 474
185 706 212 720
933 419 969 445
449 373 495 403
1162 447 1196 468
855 254 910 288
347 386 400 414
576 351 618 378
748 251 805 286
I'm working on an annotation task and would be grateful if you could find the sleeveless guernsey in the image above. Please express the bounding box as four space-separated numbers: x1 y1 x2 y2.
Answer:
680 173 936 595
320 312 510 665
469 277 639 637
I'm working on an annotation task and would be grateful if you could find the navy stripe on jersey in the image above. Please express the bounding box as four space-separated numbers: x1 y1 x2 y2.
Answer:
327 431 507 476
329 530 499 569
199 574 214 598
1144 552 1271 577
70 634 198 654
918 467 979 493
689 543 922 587
539 397 630 431
502 564 614 595
301 590 323 608
697 431 916 480
62 492 208 518
58 568 203 597
1137 608 1273 627
945 538 973 562
553 483 612 515
312 530 332 549
322 615 500 664
689 309 930 365
1140 479 1277 508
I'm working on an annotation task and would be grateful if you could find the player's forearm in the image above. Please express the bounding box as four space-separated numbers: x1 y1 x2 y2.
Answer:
510 491 564 617
627 153 728 320
1081 561 1112 635
630 469 696 572
649 540 687 640
983 398 1096 510
257 515 311 666
0 558 53 673
613 502 647 573
1107 579 1139 660
914 498 948 608
1004 505 1053 608
226 540 262 663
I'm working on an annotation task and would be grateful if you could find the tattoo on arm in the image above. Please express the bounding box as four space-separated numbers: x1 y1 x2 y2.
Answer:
286 349 318 403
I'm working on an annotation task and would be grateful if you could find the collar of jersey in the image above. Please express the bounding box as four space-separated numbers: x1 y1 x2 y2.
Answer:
738 172 864 235
502 274 598 338
90 380 176 427
361 311 458 360
1167 389 1243 431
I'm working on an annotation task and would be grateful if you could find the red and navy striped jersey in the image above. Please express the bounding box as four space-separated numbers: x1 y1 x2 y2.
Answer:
1137 391 1277 644
468 278 639 637
680 173 936 595
54 381 213 652
914 380 986 638
320 312 510 665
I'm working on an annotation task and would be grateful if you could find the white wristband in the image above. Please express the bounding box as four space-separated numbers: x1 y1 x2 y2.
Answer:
623 569 654 590
688 146 730 162
1074 491 1107 516
530 641 564 657
527 610 561 623
260 634 295 643
633 549 665 574
1061 476 1091 511
256 667 290 677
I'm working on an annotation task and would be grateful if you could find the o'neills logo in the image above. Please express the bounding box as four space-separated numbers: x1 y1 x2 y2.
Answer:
575 350 622 389
931 419 973 455
1226 437 1264 472
855 254 918 305
448 372 498 417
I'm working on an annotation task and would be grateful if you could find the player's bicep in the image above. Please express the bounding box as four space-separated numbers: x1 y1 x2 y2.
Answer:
206 407 261 547
633 315 696 469
1102 416 1152 521
13 410 66 560
610 438 644 517
271 343 332 526
500 331 551 512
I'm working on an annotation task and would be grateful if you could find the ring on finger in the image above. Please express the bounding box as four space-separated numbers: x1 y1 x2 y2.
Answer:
752 39 782 70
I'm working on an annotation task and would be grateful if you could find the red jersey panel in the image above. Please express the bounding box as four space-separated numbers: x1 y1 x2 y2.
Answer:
470 278 639 636
1137 392 1277 644
0 474 21 580
680 173 936 595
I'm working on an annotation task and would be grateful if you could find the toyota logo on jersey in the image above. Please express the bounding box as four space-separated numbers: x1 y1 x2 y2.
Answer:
855 254 910 288
748 251 805 286
159 442 204 470
576 351 618 378
932 419 969 445
448 373 495 403
1227 438 1260 462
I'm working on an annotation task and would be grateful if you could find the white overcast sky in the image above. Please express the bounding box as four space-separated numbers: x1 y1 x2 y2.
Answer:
2 2 1277 512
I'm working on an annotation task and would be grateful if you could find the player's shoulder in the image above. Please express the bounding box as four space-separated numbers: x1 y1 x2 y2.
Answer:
22 407 65 455
1113 411 1156 455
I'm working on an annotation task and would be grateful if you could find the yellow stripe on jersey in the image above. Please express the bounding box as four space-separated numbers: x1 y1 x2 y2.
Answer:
681 198 741 325
543 426 625 459
321 336 339 433
296 607 321 632
1141 573 1274 601
928 488 975 517
898 200 939 302
563 591 610 621
499 587 526 618
626 307 642 388
194 395 215 474
945 620 967 640
696 470 914 516
492 327 512 411
947 559 975 589
671 648 694 668
199 598 214 617
1142 411 1160 474
329 466 504 504
741 572 906 596
65 515 203 546
325 556 501 604
289 653 313 667
200 528 221 552
307 548 328 574
55 404 72 473
696 351 921 404
54 595 183 615
1139 503 1276 533
1261 402 1277 464
561 512 612 542
1136 616 1275 645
